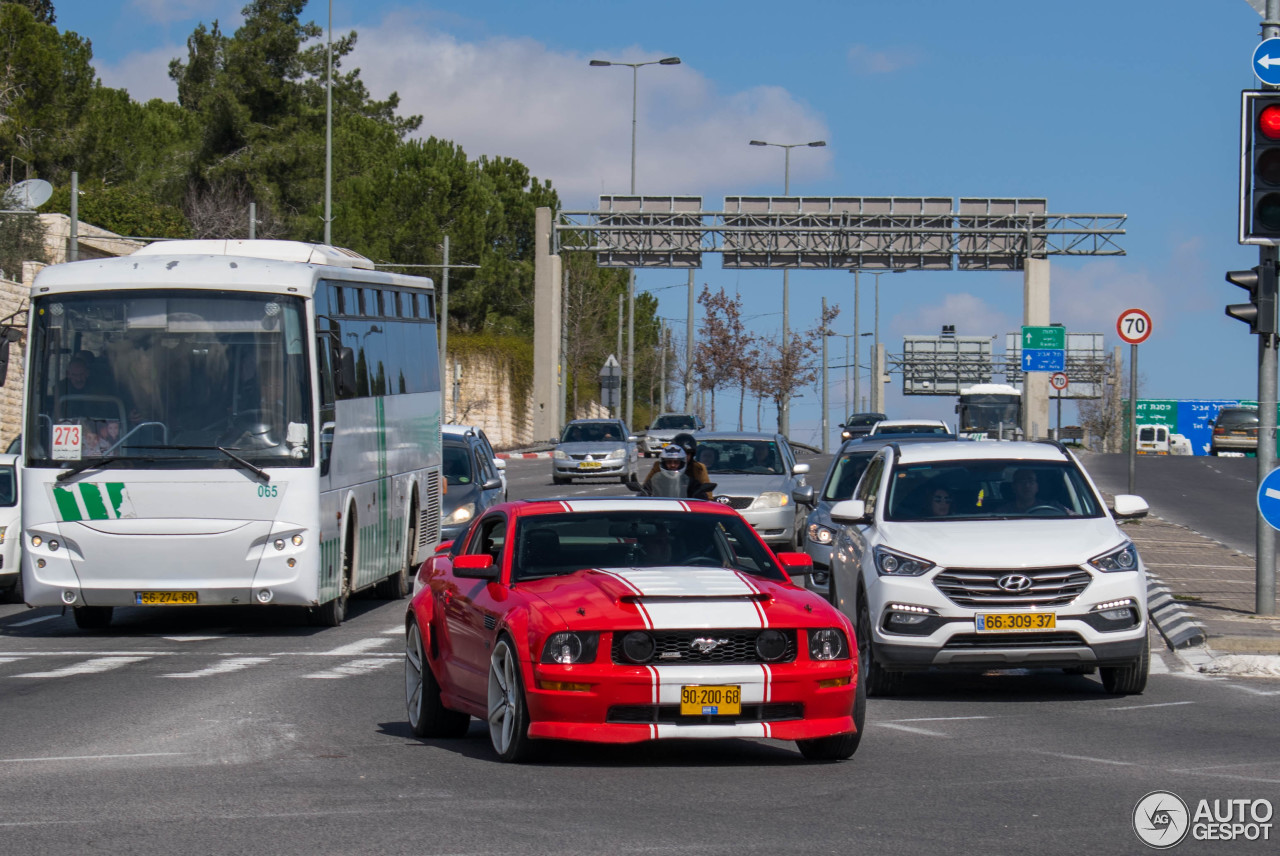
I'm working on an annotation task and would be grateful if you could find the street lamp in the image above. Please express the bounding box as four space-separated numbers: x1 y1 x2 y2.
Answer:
749 138 826 437
590 56 682 430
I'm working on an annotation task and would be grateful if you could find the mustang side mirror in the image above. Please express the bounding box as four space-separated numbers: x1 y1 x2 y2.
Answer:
775 552 814 576
453 553 500 580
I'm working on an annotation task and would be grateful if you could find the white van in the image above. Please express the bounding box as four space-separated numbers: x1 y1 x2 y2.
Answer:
1136 424 1171 455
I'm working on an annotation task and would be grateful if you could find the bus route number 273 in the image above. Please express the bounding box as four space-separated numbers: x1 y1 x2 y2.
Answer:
257 484 278 498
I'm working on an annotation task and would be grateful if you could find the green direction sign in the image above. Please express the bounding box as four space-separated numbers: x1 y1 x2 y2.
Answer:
1021 325 1065 350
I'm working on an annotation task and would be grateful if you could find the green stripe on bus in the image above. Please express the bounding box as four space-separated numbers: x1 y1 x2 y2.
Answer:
79 484 110 520
53 487 83 521
105 482 127 517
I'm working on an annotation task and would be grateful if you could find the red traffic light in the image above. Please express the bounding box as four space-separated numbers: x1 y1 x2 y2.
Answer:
1261 104 1280 140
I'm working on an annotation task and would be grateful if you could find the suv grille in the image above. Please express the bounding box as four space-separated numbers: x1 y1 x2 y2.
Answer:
610 629 796 665
944 632 1086 649
933 567 1090 608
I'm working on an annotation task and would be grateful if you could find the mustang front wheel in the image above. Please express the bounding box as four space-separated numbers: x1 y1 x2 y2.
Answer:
487 637 534 762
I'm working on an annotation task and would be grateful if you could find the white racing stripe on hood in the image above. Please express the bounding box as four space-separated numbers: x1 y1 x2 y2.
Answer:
563 499 689 513
596 567 767 630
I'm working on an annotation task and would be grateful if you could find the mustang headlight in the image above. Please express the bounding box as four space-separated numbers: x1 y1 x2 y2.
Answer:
553 450 569 460
755 629 790 662
809 628 850 661
540 631 600 664
1089 541 1139 572
807 522 835 545
445 503 475 525
620 630 656 663
873 546 935 576
751 491 789 510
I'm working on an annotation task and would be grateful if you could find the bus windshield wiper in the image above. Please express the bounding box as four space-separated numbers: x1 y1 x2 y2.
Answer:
56 455 152 483
130 445 271 483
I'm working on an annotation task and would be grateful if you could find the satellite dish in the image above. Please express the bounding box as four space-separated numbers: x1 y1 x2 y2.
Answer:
3 178 53 210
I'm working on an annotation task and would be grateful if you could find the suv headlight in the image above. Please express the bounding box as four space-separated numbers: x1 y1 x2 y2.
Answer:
445 503 475 525
873 546 935 576
540 631 600 664
751 491 789 510
807 522 836 545
1089 541 1139 572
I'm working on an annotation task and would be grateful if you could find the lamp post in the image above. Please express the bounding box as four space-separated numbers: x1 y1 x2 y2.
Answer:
324 0 333 244
749 138 826 437
590 56 681 431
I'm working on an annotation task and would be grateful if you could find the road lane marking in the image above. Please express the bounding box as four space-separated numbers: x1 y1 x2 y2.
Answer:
381 626 404 635
888 716 991 722
875 723 950 737
316 637 394 657
1108 700 1194 711
13 656 149 678
10 615 58 628
162 657 273 678
0 752 188 764
304 657 397 679
1030 751 1135 766
161 635 223 642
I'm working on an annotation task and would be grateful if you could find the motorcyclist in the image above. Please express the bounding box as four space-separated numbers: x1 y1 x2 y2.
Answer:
643 433 713 498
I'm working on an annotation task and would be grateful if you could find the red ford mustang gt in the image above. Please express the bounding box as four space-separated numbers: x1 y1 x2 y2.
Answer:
404 496 865 762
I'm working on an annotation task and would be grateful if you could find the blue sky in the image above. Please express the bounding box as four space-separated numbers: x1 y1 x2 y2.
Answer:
50 0 1275 444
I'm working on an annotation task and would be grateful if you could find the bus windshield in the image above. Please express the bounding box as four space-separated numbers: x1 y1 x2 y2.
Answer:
957 394 1020 433
24 290 312 468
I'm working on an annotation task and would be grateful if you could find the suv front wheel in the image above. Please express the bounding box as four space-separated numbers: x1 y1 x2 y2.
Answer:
1100 634 1149 695
857 596 903 697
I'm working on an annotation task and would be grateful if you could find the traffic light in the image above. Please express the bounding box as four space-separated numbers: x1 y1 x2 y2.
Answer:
1241 91 1280 243
1226 264 1277 334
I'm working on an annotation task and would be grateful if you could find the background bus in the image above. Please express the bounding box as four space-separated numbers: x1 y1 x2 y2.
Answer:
20 240 442 629
955 383 1022 440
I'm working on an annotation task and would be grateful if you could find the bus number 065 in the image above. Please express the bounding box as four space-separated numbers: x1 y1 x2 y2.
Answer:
257 484 278 498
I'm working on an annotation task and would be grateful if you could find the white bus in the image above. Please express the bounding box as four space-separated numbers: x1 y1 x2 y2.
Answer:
19 240 442 629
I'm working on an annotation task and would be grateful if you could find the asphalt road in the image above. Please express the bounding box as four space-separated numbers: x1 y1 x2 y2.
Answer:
1 451 1278 855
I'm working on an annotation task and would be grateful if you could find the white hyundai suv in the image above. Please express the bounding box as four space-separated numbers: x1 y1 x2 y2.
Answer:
827 440 1151 696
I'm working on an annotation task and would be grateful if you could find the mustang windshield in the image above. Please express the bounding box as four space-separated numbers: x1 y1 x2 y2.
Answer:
25 290 312 469
511 511 786 582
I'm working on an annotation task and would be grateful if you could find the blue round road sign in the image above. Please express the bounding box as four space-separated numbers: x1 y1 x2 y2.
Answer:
1254 39 1280 86
1257 467 1280 531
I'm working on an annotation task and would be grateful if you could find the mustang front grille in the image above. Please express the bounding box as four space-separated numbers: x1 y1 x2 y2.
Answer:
933 567 1090 608
610 629 797 665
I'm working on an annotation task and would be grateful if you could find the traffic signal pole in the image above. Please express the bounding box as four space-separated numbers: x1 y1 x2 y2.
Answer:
1254 2 1278 616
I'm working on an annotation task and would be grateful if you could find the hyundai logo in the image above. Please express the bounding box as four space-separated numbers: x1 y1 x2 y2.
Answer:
691 637 729 653
997 574 1033 592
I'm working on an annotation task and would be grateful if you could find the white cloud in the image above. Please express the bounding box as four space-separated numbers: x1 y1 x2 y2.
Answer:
127 0 232 25
348 14 831 206
1048 260 1165 343
847 44 920 75
899 291 1017 342
95 44 182 103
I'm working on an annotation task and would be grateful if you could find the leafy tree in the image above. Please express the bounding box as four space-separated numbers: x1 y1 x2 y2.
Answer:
45 182 189 240
0 210 46 280
0 4 94 180
1 1 54 25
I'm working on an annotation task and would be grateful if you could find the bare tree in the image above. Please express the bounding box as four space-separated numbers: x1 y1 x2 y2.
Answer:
1078 352 1140 453
758 303 840 435
694 285 747 429
183 179 285 240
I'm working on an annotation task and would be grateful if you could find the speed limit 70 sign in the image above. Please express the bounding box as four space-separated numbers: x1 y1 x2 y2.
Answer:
1117 308 1152 345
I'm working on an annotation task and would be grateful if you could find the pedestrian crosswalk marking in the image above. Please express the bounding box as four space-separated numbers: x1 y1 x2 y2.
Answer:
162 657 274 678
304 658 397 679
14 657 149 678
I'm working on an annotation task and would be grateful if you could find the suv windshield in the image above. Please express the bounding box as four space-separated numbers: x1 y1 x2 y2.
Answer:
25 290 312 469
884 459 1103 521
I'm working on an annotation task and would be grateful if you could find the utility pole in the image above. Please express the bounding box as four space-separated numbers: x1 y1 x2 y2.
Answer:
820 297 829 453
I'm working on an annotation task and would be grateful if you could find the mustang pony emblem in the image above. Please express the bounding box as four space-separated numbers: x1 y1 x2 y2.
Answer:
691 637 730 653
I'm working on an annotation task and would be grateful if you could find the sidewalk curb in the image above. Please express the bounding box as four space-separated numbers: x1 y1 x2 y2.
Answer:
1146 571 1207 650
497 451 552 459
